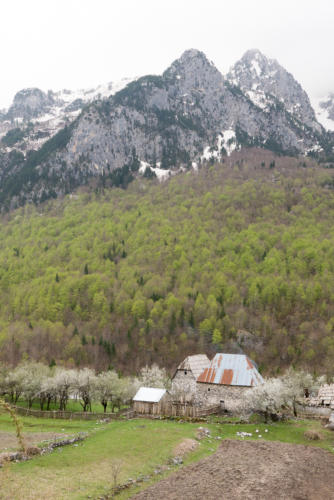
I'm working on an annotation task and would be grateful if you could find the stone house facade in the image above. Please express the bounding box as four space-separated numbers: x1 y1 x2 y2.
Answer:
172 353 264 411
195 383 248 408
171 354 210 402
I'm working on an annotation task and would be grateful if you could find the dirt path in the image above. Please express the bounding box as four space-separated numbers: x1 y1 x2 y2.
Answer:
132 439 334 500
0 431 68 451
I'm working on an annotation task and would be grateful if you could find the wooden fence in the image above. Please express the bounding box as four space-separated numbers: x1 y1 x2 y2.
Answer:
134 401 221 418
10 403 220 420
11 405 132 420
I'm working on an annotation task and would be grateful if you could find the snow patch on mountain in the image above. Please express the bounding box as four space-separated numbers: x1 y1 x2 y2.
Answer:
222 130 237 155
202 129 236 161
139 160 173 181
312 96 334 131
245 90 268 110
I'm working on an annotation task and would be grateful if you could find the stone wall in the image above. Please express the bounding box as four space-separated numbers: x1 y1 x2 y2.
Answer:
172 371 251 411
171 370 198 399
295 404 332 418
195 383 249 410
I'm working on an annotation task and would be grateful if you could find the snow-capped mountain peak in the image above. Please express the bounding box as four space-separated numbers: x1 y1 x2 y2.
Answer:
227 49 321 134
0 48 333 211
0 77 135 153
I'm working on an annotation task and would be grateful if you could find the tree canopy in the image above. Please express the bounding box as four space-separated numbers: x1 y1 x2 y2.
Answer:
0 150 333 375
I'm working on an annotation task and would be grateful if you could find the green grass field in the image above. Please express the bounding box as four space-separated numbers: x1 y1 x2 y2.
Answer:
6 397 126 414
0 413 333 499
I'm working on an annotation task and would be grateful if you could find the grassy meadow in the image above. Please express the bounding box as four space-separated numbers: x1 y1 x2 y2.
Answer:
0 412 333 499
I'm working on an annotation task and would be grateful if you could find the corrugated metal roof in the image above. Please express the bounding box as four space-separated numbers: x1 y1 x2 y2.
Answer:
176 354 210 379
133 387 166 403
197 353 264 387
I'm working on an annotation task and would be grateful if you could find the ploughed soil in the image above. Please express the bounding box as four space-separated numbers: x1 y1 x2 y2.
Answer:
0 431 68 451
132 439 334 500
173 438 199 457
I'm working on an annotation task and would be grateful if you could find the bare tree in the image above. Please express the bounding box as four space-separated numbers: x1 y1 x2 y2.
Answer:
110 459 123 489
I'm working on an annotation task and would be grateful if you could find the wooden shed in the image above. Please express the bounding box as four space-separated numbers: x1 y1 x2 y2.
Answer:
133 387 170 415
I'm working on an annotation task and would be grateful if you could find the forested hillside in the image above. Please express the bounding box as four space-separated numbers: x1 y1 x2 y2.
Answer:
0 149 334 376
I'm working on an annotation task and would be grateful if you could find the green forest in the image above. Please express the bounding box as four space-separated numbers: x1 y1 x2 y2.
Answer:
0 150 334 376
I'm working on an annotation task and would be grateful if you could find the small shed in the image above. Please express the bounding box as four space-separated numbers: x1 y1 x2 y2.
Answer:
133 387 170 415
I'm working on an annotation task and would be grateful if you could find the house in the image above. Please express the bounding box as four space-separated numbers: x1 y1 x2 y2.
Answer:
196 353 264 409
132 387 170 415
311 384 334 408
171 354 210 400
171 352 264 411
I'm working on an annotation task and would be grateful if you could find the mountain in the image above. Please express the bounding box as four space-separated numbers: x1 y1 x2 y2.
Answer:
0 48 333 210
227 49 321 134
0 78 134 154
312 93 334 132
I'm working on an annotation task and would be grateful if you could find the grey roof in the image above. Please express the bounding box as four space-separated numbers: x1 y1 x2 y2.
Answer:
133 387 166 403
176 354 210 379
197 353 264 387
318 384 334 399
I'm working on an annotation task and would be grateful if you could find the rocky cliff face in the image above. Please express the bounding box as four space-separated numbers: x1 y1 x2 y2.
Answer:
0 48 332 210
7 88 56 121
323 95 334 121
227 49 321 134
0 78 134 154
312 93 334 132
56 49 330 173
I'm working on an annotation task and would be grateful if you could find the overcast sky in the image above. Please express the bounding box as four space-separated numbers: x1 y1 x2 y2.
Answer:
1 0 333 108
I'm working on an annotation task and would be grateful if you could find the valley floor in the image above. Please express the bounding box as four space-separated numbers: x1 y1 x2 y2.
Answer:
0 414 333 499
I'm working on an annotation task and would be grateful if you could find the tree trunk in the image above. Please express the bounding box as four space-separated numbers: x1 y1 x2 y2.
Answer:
293 400 297 417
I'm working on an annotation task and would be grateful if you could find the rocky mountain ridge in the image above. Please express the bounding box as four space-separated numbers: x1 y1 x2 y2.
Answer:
313 93 334 132
0 78 134 154
0 48 333 210
226 49 321 134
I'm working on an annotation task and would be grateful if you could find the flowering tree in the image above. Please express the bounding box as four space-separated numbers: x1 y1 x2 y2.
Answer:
139 364 171 389
93 371 120 412
20 363 50 408
52 368 77 411
74 368 96 412
246 369 326 420
4 365 28 403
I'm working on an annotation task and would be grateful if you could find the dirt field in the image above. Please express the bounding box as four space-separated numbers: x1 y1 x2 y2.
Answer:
0 431 68 451
132 439 334 500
